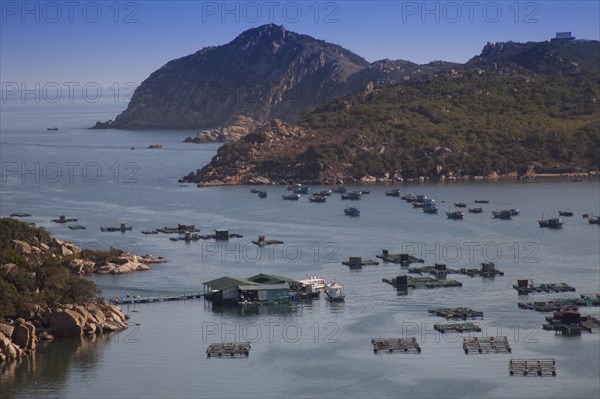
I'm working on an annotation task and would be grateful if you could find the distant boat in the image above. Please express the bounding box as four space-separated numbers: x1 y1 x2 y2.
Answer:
446 211 464 220
332 186 347 193
325 283 345 302
572 178 583 182
474 200 489 204
454 202 467 208
385 189 401 197
341 192 361 200
357 190 370 195
468 208 483 213
423 199 438 214
47 127 58 131
588 215 600 225
313 190 332 197
538 217 563 228
293 186 311 194
250 188 260 193
344 206 360 216
282 194 300 200
558 211 573 217
309 195 326 203
258 190 267 198
492 210 512 219
510 209 520 216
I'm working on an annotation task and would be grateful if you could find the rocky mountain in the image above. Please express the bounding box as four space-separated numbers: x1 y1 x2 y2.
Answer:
183 39 600 185
94 24 463 131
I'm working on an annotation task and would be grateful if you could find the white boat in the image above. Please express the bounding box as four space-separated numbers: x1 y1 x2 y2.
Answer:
299 276 327 294
325 283 345 302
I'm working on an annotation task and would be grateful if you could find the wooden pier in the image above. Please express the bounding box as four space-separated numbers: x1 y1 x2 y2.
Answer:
371 338 421 354
429 307 484 319
434 323 481 333
513 280 576 295
110 293 203 305
206 342 251 358
376 250 424 265
463 337 511 354
509 359 556 376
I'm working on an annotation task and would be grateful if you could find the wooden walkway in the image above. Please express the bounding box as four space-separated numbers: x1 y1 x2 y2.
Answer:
206 342 251 358
509 359 556 376
463 337 511 354
371 338 421 354
110 293 203 305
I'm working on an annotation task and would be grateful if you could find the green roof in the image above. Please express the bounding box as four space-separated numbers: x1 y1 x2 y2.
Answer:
238 284 289 291
203 276 258 291
247 273 299 284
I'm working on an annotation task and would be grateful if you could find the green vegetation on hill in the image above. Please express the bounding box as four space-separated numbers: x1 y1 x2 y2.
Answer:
0 219 99 319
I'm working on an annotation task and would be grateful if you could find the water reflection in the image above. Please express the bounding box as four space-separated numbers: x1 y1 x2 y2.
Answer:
0 334 111 399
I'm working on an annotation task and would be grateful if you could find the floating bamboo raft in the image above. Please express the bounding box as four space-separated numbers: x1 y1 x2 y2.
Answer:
458 262 504 277
434 323 481 333
513 281 576 295
509 359 556 376
408 263 458 276
376 250 424 265
206 342 251 358
518 294 600 312
463 337 511 354
371 338 421 354
429 308 484 319
383 275 462 289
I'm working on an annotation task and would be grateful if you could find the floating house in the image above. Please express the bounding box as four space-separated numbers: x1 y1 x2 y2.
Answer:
203 274 295 306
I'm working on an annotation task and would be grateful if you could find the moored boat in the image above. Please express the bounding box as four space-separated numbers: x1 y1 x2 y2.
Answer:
558 210 573 217
510 209 520 216
492 210 512 219
474 200 489 204
258 190 267 198
309 195 327 203
454 202 467 208
385 188 401 197
332 186 346 193
282 194 300 200
341 191 361 200
468 208 483 213
446 211 464 220
588 215 600 225
344 206 360 216
538 217 563 228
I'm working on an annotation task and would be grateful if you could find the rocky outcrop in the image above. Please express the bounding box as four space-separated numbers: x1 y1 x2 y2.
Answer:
67 253 162 275
183 115 261 144
0 302 128 363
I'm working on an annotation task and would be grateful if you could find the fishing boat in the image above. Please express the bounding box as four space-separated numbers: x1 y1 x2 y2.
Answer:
341 192 361 200
423 199 438 214
385 188 401 197
454 202 467 208
539 217 563 228
357 190 370 195
344 206 360 216
250 188 260 193
293 186 311 194
446 211 464 220
68 225 86 230
309 195 326 203
325 283 345 302
510 209 520 216
313 190 332 197
258 190 267 198
299 276 328 294
282 194 300 200
588 215 600 225
492 210 512 219
558 210 573 217
47 127 58 131
474 200 489 204
468 208 483 213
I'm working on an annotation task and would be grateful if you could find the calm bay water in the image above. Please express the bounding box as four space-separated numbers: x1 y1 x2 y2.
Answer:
0 99 599 398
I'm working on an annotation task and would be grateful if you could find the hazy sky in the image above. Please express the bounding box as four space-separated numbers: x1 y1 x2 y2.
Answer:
1 1 599 87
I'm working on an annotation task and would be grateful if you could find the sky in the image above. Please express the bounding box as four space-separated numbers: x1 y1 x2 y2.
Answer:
1 0 599 88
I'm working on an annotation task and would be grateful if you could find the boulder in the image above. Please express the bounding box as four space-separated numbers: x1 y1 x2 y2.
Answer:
12 322 36 350
40 243 50 252
0 323 15 337
49 309 84 337
61 245 74 257
12 240 31 254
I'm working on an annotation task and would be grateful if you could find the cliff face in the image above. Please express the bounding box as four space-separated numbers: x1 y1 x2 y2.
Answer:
101 24 370 129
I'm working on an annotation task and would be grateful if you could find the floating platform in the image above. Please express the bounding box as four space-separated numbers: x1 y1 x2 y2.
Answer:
156 224 200 234
463 337 511 354
458 262 504 277
408 263 457 276
52 216 77 223
434 323 481 333
518 295 600 312
371 338 421 354
509 359 556 376
10 213 31 217
198 231 243 240
429 307 484 319
542 311 597 336
142 230 158 234
383 275 462 289
101 223 132 232
68 225 86 230
376 250 424 265
513 280 576 295
342 256 379 268
252 235 283 247
206 342 251 358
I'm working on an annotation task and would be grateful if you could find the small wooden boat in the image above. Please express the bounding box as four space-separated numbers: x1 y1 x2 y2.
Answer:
142 230 158 234
468 208 483 213
313 190 332 197
250 188 260 193
309 196 326 203
385 189 401 197
258 190 267 198
68 225 86 230
510 209 520 216
47 127 58 131
446 211 464 220
474 200 489 204
344 207 360 216
454 202 467 208
558 211 573 217
282 194 300 200
538 217 563 228
588 215 600 225
492 210 512 219
341 192 361 200
292 186 311 194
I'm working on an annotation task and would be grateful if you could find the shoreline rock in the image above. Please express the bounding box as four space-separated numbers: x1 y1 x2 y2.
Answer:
183 115 261 144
